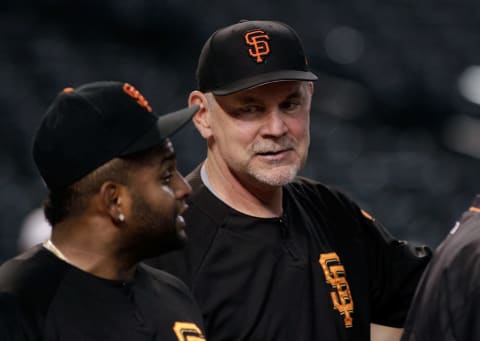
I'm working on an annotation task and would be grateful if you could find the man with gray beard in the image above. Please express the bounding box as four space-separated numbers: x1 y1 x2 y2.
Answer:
147 20 431 341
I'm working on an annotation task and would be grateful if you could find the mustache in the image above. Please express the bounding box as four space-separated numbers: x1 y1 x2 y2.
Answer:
251 136 296 154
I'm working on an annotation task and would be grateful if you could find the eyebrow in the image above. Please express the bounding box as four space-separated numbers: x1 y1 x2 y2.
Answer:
153 152 176 172
237 95 261 104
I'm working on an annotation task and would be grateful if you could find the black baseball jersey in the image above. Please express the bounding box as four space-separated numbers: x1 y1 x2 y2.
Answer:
147 167 431 340
402 195 480 341
0 245 206 341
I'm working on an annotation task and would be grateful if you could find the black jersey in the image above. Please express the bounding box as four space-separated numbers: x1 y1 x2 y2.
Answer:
0 245 206 341
402 195 480 341
148 167 431 340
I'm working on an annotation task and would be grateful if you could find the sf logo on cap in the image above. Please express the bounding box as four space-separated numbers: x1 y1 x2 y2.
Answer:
244 30 270 63
123 83 153 112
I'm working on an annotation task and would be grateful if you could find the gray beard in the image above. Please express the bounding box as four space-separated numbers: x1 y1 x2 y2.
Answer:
246 163 300 187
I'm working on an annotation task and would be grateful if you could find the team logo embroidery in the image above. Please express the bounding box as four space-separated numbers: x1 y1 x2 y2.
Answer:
122 83 153 112
469 206 480 213
172 322 206 341
319 252 354 328
244 29 270 63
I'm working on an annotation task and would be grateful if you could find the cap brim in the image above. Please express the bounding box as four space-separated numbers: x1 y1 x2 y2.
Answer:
121 104 200 156
211 70 318 96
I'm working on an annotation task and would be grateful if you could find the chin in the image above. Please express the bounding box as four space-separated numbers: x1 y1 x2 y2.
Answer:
250 166 299 187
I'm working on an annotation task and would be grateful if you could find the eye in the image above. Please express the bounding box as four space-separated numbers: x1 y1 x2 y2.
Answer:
280 100 301 111
161 172 173 185
239 105 262 114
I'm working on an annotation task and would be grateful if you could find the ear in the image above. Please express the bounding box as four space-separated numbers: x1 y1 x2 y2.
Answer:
189 90 213 139
100 181 129 225
308 81 314 95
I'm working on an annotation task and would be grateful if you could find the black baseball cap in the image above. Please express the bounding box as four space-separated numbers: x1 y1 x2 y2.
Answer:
33 81 199 190
197 20 318 95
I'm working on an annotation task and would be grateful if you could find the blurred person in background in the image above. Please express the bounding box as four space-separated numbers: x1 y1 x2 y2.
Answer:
17 207 51 252
402 195 480 340
0 81 206 340
148 20 431 341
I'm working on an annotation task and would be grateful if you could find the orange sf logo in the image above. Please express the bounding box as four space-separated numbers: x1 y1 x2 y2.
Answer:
319 252 354 328
244 30 270 63
172 322 206 341
122 83 153 112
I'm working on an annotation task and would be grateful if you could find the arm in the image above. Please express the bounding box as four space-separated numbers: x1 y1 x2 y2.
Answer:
359 210 431 327
371 323 402 341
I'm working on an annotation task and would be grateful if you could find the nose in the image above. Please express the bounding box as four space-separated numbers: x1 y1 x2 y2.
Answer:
261 109 288 137
173 171 192 200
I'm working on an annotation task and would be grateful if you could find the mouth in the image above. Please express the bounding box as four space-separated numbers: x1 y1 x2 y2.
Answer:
176 215 186 230
255 148 293 160
175 202 188 231
256 147 293 155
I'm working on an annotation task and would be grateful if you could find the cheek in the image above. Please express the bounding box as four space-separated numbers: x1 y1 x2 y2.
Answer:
287 114 310 142
143 185 176 211
160 184 176 198
214 119 258 149
157 186 177 210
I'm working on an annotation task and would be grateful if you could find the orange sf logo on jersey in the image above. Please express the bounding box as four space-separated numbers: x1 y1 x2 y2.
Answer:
319 252 354 328
173 322 206 340
244 30 270 63
122 83 153 112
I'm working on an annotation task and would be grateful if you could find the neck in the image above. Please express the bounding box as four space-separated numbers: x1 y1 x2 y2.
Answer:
49 219 137 281
204 157 283 217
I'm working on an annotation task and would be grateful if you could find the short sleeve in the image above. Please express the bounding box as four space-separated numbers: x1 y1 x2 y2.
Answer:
359 210 432 326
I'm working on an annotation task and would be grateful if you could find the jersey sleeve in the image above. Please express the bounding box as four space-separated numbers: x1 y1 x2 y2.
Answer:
359 210 431 326
436 243 480 340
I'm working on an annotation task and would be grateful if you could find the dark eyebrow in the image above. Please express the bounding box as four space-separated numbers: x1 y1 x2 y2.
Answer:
154 152 176 172
236 95 262 104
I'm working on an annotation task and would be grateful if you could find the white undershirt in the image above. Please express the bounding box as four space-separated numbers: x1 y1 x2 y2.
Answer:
200 161 223 201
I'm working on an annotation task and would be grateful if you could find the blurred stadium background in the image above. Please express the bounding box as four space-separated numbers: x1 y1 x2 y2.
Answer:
1 0 480 261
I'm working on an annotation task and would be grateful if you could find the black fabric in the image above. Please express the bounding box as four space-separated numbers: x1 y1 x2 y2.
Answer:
147 167 431 341
402 195 480 341
0 246 206 341
196 20 318 95
32 81 197 190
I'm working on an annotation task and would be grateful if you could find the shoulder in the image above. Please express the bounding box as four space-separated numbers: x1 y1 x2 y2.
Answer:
288 176 353 201
0 246 68 294
286 176 361 216
0 246 70 336
432 211 480 274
